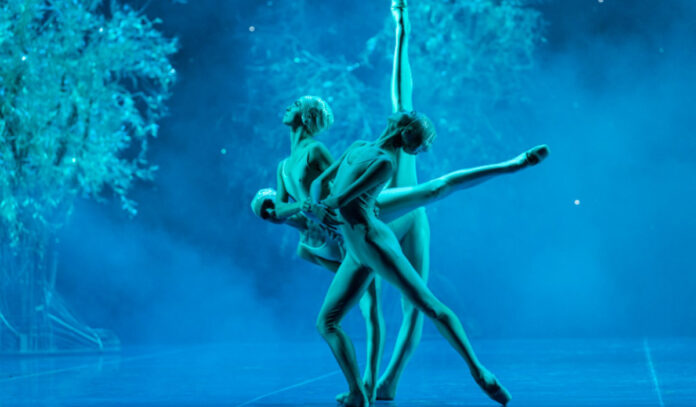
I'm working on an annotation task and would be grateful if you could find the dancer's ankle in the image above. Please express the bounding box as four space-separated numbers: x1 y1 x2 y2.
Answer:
392 0 407 10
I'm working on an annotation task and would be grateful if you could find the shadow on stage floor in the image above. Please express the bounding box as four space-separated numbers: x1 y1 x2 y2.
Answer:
1 337 694 406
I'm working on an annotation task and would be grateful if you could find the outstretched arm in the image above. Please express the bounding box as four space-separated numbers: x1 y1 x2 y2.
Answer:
391 0 413 113
376 145 550 222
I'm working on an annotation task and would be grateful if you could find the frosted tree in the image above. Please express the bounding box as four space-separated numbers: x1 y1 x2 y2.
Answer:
0 0 177 353
243 0 544 179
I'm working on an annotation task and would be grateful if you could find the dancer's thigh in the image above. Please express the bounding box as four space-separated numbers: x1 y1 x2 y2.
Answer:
371 240 442 319
318 254 374 325
388 211 415 242
400 208 430 282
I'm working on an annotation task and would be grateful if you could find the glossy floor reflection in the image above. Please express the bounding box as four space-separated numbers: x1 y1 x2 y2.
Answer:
1 338 694 406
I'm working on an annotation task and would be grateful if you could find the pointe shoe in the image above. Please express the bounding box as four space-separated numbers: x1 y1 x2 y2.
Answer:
363 377 376 403
375 380 397 401
525 144 550 165
392 0 407 10
473 369 512 406
335 392 348 403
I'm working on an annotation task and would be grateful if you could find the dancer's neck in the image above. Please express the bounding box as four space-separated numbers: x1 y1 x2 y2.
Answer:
290 126 313 154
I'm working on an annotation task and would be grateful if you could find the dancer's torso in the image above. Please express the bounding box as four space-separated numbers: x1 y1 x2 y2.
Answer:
333 142 390 227
281 141 323 203
332 143 402 263
281 141 346 264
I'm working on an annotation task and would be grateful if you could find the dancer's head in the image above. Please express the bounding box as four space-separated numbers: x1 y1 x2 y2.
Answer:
283 96 334 135
250 188 283 224
385 110 436 154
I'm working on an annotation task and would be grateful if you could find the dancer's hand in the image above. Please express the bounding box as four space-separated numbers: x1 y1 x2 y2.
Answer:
303 198 342 227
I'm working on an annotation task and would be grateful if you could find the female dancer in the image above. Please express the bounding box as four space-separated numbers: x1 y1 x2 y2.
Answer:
311 110 516 407
272 94 388 395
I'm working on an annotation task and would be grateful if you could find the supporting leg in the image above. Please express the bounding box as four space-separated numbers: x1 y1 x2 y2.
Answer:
359 277 384 402
316 255 374 407
377 209 429 400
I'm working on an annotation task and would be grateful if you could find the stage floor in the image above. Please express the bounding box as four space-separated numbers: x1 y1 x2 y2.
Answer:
1 337 694 406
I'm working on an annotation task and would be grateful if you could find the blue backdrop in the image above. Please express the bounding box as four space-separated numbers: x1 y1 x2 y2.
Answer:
55 0 696 345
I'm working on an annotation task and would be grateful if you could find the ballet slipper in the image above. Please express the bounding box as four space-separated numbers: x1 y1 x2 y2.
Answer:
392 0 407 10
375 379 397 400
525 144 550 165
335 390 368 407
473 368 512 406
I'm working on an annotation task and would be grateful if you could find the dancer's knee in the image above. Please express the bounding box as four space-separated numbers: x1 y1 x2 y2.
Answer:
359 295 371 318
420 302 453 325
316 312 339 338
426 178 449 201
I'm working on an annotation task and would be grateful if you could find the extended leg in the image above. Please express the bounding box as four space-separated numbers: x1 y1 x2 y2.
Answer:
377 144 550 223
316 255 374 407
390 0 418 188
377 209 429 400
335 277 385 404
373 242 511 406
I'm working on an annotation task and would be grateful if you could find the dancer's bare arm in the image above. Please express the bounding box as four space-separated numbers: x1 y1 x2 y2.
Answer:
275 144 334 219
275 160 301 220
273 161 304 219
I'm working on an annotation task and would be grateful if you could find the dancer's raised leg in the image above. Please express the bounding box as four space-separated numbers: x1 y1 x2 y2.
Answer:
377 208 429 400
377 144 550 222
358 277 384 400
375 0 430 399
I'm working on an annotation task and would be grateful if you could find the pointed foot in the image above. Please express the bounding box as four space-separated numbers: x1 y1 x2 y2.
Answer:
363 376 376 403
392 0 407 10
375 379 397 401
525 144 550 165
335 390 368 407
473 368 512 406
